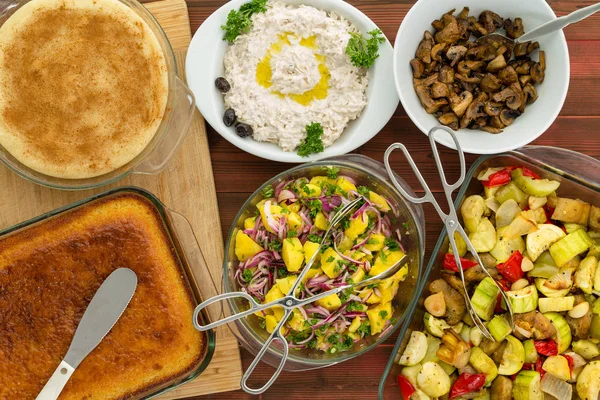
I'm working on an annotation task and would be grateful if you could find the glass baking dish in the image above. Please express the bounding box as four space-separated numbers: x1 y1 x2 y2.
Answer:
0 187 219 399
378 146 600 399
0 0 195 190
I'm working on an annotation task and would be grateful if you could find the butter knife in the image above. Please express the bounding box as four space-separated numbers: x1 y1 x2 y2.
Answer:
36 268 138 400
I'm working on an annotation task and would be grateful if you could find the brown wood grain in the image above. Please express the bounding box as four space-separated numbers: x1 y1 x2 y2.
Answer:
181 0 600 398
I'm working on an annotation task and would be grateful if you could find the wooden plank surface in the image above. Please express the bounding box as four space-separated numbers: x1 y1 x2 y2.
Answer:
0 0 243 397
180 0 600 399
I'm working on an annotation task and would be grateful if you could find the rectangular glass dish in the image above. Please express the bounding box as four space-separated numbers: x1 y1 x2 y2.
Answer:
378 146 600 399
0 187 218 399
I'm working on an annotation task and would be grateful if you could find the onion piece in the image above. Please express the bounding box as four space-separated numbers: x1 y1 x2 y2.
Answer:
275 179 293 197
541 372 572 399
277 189 296 203
263 200 280 232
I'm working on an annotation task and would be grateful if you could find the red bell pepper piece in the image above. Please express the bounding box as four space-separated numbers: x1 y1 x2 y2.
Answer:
397 375 415 400
496 251 524 283
521 167 541 179
443 253 478 272
449 373 486 399
535 339 558 357
535 358 546 379
482 169 512 187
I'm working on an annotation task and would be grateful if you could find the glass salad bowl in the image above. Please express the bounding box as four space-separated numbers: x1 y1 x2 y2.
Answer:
222 154 426 373
378 146 600 399
0 0 195 190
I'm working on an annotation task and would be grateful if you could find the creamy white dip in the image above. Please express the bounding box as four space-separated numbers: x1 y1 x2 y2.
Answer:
223 1 368 152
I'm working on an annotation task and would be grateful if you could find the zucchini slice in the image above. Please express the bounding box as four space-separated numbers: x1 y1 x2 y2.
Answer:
542 355 571 381
549 230 593 267
506 285 539 314
461 195 486 234
513 370 543 400
423 313 451 338
572 340 600 360
528 264 559 279
398 331 428 366
417 361 451 398
488 315 512 342
574 255 598 294
471 277 500 321
523 339 539 364
544 312 572 354
495 182 529 209
469 218 497 253
490 226 526 263
470 346 498 385
538 296 575 313
504 214 539 240
526 224 566 262
399 363 421 387
576 360 600 400
511 168 560 197
498 335 525 376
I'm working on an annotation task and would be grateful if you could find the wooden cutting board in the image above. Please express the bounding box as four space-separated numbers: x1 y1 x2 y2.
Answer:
0 0 242 397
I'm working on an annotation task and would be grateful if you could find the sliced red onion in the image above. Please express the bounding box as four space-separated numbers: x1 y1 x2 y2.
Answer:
383 196 399 217
352 233 371 250
272 251 281 260
263 200 280 233
296 331 315 345
339 175 356 185
308 275 329 287
395 229 402 242
277 215 287 239
379 320 394 337
275 179 293 197
297 306 308 321
360 247 372 256
344 312 367 318
351 202 369 220
299 212 312 232
333 241 363 265
277 189 296 203
373 287 382 298
364 260 371 273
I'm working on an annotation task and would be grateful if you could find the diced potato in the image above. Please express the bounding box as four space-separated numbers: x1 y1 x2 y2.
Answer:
309 176 336 188
461 195 486 233
370 249 406 276
280 200 300 213
265 315 278 333
299 183 322 198
337 236 354 252
276 275 297 295
526 224 566 262
303 241 321 264
345 214 369 240
589 205 600 232
369 191 391 212
350 267 366 283
314 212 328 230
448 231 467 257
503 214 538 240
320 247 344 278
282 238 304 272
315 293 342 311
361 289 381 304
552 198 591 225
265 285 285 320
336 177 357 194
257 200 283 233
349 316 362 333
490 226 526 263
364 233 386 252
234 230 264 261
496 199 521 229
289 308 305 331
367 302 392 335
287 212 304 231
469 218 497 252
244 217 256 230
523 208 547 224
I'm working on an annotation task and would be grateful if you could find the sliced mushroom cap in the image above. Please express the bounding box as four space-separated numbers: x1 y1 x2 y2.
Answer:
449 90 473 118
446 45 467 66
504 17 524 39
435 20 461 44
499 108 521 126
480 73 502 92
410 58 425 78
514 61 532 75
484 101 503 116
489 114 504 129
415 85 449 114
482 126 503 134
438 65 455 83
457 61 471 75
461 92 487 127
493 83 525 110
514 41 539 57
431 43 446 62
466 60 486 71
479 10 504 33
431 19 444 30
438 112 459 130
531 62 545 83
431 81 450 98
467 16 488 37
486 54 507 72
416 33 433 63
456 73 482 84
519 75 532 86
467 44 497 62
523 83 538 104
457 6 470 20
498 66 518 85
539 50 546 70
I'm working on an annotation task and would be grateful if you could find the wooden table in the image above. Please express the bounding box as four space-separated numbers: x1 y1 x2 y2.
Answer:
184 1 600 398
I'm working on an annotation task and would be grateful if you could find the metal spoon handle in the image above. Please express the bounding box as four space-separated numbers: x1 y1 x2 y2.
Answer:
518 2 600 43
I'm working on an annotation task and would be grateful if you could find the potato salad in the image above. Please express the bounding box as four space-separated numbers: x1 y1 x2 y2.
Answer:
234 167 408 354
396 165 600 399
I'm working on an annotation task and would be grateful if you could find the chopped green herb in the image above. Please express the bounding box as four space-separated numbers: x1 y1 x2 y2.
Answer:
402 222 409 229
261 184 274 198
253 208 260 217
297 123 324 157
356 321 370 336
390 217 397 224
326 256 335 263
269 239 282 251
277 267 289 278
242 269 253 282
302 185 313 195
366 219 375 231
307 234 322 243
379 310 388 319
385 238 400 251
346 301 364 312
221 0 268 43
367 238 379 245
340 218 350 230
259 319 267 329
322 166 340 180
306 337 318 349
288 230 298 237
347 263 358 274
357 186 370 196
379 251 388 263
307 199 322 217
346 29 385 69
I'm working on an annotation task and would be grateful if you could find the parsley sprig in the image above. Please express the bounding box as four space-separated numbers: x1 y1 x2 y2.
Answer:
346 29 385 69
221 0 268 43
297 123 324 157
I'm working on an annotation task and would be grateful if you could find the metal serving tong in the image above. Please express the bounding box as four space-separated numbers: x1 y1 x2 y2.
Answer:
383 126 514 340
193 197 408 394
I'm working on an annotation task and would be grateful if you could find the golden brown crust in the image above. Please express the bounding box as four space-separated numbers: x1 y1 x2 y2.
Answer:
0 192 206 400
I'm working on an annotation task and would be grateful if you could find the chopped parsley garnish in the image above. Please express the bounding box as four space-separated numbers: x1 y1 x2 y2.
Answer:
242 269 253 282
357 186 370 196
302 185 314 196
379 310 388 319
322 166 340 180
356 321 370 336
261 184 274 198
297 123 324 157
347 263 358 274
379 251 388 263
288 330 311 344
307 199 322 217
346 29 385 69
367 238 379 245
385 238 400 251
340 217 350 230
346 301 364 312
277 267 289 278
259 319 267 329
326 333 354 354
326 256 335 263
269 239 282 251
307 234 322 243
221 0 268 43
288 230 298 237
402 222 409 229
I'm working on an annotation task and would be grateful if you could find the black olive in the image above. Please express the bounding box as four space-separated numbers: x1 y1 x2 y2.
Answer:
215 77 231 93
223 109 236 127
235 123 253 138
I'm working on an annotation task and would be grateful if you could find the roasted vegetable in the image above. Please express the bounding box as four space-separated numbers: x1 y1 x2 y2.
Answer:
437 329 471 368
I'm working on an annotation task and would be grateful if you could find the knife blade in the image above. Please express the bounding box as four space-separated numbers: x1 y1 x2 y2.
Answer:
36 268 138 400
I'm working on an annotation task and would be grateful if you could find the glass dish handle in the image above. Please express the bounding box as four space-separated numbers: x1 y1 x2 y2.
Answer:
517 146 600 188
134 77 196 174
165 208 223 324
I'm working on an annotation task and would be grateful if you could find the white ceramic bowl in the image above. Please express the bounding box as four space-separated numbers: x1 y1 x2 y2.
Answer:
394 0 570 154
186 0 399 163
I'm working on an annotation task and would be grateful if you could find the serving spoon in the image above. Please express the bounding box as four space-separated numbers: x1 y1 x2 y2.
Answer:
477 2 600 47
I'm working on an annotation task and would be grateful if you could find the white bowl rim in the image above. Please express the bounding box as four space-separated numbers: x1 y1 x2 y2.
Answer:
393 0 570 154
186 0 399 163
